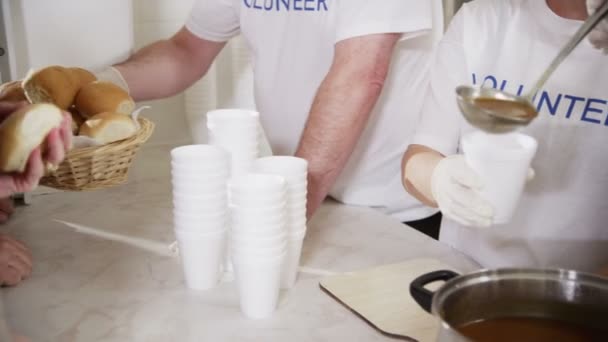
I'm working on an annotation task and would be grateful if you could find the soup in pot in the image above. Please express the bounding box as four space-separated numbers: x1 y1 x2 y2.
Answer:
456 317 607 342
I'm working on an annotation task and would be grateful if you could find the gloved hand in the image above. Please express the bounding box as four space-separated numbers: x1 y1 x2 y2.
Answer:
588 0 608 53
94 66 130 93
431 155 494 228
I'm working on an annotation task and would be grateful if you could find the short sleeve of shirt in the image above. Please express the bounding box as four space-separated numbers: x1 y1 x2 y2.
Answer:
335 0 432 43
410 5 469 156
186 0 240 42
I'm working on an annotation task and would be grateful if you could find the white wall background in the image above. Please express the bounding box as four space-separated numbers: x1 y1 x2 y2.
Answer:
132 0 256 146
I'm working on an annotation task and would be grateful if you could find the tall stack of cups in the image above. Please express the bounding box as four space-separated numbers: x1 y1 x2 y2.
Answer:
207 109 260 178
228 174 288 319
253 157 308 288
171 145 231 290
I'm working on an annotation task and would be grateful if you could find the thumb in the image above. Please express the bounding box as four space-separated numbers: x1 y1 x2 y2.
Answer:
448 156 484 190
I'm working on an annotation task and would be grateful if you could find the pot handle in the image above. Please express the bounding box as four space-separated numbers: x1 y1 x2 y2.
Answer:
409 270 459 313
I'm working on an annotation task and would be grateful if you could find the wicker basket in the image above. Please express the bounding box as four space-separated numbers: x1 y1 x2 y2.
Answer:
40 117 155 191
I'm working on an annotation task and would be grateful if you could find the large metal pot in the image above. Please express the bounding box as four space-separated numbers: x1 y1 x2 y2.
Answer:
409 268 608 341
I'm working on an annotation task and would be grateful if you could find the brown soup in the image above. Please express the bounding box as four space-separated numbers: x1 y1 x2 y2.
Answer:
474 98 537 119
457 317 607 342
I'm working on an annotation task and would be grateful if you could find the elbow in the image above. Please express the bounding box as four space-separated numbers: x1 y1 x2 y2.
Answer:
363 63 390 98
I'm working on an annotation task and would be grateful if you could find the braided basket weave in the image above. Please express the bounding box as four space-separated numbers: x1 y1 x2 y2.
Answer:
40 117 154 191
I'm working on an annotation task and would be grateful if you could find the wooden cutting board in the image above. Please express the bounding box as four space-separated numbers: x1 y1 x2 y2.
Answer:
320 259 457 342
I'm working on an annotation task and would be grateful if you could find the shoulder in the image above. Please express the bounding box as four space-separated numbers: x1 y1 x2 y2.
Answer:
446 0 522 46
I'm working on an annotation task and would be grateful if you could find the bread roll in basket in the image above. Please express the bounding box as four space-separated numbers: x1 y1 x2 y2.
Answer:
3 65 155 191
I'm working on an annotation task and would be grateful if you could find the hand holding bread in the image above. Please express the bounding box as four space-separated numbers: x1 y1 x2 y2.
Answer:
0 102 72 195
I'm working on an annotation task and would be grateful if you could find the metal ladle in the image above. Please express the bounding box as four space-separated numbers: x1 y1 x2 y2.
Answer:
457 1 608 133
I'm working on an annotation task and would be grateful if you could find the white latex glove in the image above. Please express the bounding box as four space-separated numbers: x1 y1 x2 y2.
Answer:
94 66 130 93
431 155 494 228
588 0 608 53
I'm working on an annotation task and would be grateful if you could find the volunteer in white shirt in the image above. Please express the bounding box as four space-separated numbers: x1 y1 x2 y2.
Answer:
402 0 608 272
99 0 441 234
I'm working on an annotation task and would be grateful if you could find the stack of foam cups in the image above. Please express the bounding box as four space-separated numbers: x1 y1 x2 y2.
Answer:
171 145 230 290
207 109 260 178
229 174 288 319
253 157 308 288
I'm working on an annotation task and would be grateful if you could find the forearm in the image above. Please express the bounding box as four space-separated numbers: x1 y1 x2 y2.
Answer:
296 73 380 216
402 145 444 207
114 28 225 101
295 34 398 217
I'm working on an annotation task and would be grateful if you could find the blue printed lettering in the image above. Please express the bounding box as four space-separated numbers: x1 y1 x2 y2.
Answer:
243 0 252 8
564 95 585 119
279 0 289 10
253 0 263 9
305 0 315 11
499 80 507 91
470 74 608 127
318 0 328 11
482 75 497 89
294 0 303 10
264 0 273 10
581 98 606 124
537 91 562 116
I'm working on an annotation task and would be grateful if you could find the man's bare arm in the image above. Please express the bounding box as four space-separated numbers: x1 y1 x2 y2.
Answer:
114 27 226 101
295 33 400 218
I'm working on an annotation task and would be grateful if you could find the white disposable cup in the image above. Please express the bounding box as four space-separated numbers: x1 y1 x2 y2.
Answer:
232 223 286 237
232 241 287 256
209 132 258 144
281 237 305 289
173 190 227 201
172 183 227 195
173 200 227 214
232 232 286 248
229 174 287 193
171 159 230 171
286 207 307 217
231 213 285 225
461 131 538 224
173 209 229 225
175 229 228 290
288 218 307 230
230 205 288 222
230 197 286 209
286 198 307 207
210 140 258 153
173 195 227 209
230 190 286 201
174 220 226 234
253 156 308 175
171 144 230 164
287 186 307 194
207 109 260 125
287 228 307 240
232 253 285 319
171 167 230 178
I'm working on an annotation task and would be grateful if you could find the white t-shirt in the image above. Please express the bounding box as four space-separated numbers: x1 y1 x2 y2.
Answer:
186 0 438 221
412 0 608 272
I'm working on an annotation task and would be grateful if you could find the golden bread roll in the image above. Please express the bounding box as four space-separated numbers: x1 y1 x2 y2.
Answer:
74 81 135 118
0 81 27 102
79 112 138 144
0 104 64 173
22 66 80 110
68 67 97 88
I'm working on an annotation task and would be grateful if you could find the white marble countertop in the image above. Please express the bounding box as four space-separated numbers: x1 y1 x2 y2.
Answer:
0 145 478 342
